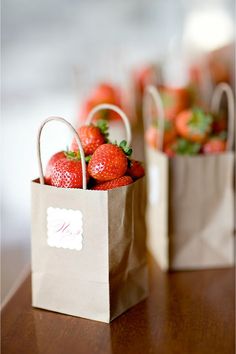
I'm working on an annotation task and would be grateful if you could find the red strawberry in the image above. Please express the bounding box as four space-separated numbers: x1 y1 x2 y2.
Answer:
203 138 226 154
92 176 133 190
133 65 158 94
127 160 145 180
45 151 65 185
159 86 190 120
71 120 109 155
145 119 176 150
88 142 132 182
175 108 213 143
212 113 227 134
79 83 122 122
51 156 89 189
90 83 120 106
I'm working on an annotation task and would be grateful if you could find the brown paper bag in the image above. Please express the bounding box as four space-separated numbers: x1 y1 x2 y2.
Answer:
144 84 235 271
31 105 148 323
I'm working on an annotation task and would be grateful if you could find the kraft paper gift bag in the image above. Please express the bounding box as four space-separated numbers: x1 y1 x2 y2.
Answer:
31 105 148 323
143 84 235 271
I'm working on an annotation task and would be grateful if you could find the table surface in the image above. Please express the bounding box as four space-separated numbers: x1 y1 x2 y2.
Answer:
2 256 235 354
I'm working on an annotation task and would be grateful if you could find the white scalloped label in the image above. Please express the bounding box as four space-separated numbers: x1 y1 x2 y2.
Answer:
47 207 83 250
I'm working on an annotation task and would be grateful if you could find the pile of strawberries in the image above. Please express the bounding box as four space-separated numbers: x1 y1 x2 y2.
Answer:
131 65 228 156
145 100 227 156
45 120 145 190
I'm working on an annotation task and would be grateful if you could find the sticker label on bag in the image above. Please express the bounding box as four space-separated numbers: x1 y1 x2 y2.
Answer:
148 165 160 205
47 207 83 251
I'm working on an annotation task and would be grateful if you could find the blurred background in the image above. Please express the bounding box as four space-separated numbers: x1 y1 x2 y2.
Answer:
1 0 235 306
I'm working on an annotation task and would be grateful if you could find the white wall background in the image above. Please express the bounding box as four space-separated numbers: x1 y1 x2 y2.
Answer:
1 0 234 306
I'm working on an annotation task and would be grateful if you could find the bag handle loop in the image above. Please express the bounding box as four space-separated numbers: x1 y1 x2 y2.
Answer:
85 103 132 146
211 83 235 151
143 85 165 151
37 116 87 190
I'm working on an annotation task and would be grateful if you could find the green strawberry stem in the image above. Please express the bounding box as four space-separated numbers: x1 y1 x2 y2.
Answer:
95 119 109 142
64 150 91 163
188 107 213 134
119 140 133 157
174 138 201 155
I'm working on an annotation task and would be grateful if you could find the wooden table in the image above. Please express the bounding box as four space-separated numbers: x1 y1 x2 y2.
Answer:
2 256 235 354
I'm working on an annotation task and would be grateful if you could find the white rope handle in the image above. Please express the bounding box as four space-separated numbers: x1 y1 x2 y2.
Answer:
211 83 235 151
37 116 87 190
143 85 165 151
85 103 132 146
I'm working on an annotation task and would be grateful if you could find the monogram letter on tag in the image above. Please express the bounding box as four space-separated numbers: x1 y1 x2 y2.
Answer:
47 207 83 251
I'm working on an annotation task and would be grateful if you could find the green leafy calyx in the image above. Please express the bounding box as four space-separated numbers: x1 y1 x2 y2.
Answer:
188 108 213 134
119 140 133 157
173 138 201 155
95 119 109 142
64 150 91 163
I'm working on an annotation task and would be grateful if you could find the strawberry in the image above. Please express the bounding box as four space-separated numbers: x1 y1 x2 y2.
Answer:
92 176 133 190
127 160 145 180
45 151 65 185
163 120 177 145
202 137 226 154
50 153 89 189
79 83 122 122
90 83 120 106
145 126 159 149
88 141 132 182
175 108 213 143
71 120 109 155
145 119 176 149
212 113 227 134
133 65 158 94
159 86 190 120
164 138 202 156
